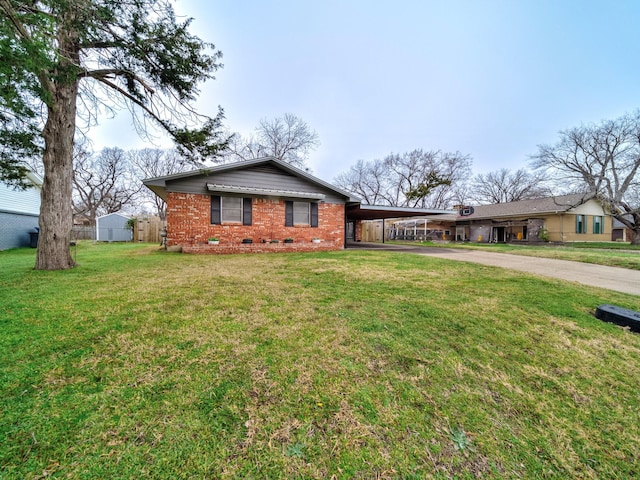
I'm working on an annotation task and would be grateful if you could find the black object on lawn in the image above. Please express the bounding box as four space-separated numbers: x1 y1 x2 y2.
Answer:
595 304 640 332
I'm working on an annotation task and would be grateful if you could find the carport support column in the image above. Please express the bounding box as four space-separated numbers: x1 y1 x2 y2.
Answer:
354 220 362 242
382 219 385 244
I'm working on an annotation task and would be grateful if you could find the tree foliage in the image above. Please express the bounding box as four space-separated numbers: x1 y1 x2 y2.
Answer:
0 0 227 269
224 113 319 169
404 171 452 203
470 168 553 205
334 150 471 209
532 111 640 243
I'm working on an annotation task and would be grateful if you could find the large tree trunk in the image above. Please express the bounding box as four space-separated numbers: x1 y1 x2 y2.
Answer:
36 85 78 270
35 19 80 270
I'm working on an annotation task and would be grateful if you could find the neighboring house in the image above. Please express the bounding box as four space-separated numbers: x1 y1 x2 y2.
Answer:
143 157 454 254
96 212 133 242
0 172 42 250
611 215 635 243
453 193 611 243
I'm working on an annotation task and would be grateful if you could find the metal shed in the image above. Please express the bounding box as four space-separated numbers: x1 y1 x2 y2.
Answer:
96 212 132 242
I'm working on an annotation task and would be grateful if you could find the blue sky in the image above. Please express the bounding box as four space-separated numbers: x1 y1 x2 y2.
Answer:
90 0 640 182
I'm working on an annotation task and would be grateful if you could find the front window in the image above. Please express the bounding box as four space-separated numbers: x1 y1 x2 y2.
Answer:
293 201 310 225
221 197 242 223
211 195 251 225
576 215 586 234
285 201 318 227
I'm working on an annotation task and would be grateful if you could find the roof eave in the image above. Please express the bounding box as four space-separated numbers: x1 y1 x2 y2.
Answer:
461 209 570 221
142 156 358 202
207 183 327 200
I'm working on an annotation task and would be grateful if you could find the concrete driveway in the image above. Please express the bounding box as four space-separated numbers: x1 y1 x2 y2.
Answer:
348 242 640 296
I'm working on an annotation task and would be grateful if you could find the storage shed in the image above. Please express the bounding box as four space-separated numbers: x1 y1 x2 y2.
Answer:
96 212 132 242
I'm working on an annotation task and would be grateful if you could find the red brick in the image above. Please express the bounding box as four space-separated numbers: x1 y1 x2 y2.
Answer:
166 193 346 254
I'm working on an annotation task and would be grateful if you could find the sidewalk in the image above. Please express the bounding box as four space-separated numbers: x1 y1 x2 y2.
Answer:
349 243 640 296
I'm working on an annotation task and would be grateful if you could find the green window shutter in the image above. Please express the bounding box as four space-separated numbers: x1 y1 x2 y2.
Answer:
243 198 252 226
285 201 293 226
593 216 602 234
310 202 319 228
211 195 221 224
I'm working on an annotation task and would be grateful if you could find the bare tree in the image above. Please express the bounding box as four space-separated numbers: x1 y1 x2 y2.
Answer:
333 159 388 205
470 168 554 204
72 148 140 225
449 181 473 208
225 113 319 169
131 148 191 219
389 150 471 209
334 149 472 208
532 111 640 244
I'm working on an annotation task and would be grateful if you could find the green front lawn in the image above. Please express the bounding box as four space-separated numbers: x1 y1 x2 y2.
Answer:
1 243 639 479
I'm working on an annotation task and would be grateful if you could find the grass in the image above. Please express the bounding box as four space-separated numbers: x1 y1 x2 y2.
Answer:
1 242 640 479
408 241 640 270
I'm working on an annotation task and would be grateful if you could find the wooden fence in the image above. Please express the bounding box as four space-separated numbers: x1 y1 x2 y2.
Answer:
71 226 95 241
71 218 165 243
133 217 166 244
362 219 450 242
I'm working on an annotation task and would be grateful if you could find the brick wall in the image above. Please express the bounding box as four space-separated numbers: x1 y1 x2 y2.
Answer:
166 193 345 254
354 220 363 242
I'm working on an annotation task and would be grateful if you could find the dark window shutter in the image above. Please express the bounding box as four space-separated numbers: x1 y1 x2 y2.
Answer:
243 197 252 225
285 201 293 226
310 202 319 228
211 195 221 224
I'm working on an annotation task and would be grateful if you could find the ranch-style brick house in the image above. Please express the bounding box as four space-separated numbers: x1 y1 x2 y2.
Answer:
143 157 454 254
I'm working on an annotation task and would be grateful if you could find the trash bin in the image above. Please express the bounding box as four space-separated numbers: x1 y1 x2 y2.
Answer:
29 231 39 248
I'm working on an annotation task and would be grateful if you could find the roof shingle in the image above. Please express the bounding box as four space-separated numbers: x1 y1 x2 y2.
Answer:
461 193 594 220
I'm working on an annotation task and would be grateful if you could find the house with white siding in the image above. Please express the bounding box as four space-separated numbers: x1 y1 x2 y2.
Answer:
0 172 42 250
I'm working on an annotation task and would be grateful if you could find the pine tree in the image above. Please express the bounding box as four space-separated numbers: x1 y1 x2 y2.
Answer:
0 0 228 269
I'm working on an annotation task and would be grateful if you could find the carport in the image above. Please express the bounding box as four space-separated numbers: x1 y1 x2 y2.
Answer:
345 203 456 246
